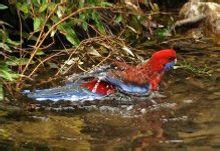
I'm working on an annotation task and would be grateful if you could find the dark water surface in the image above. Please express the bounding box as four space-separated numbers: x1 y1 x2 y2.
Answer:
0 43 220 150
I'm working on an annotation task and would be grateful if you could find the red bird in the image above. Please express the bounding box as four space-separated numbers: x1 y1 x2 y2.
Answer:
26 49 177 101
83 49 177 95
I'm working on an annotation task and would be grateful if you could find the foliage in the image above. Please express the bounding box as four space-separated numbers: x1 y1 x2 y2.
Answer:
12 0 157 77
16 0 116 45
177 61 213 77
0 84 3 101
0 3 22 100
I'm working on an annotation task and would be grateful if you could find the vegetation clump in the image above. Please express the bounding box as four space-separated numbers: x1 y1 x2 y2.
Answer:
0 0 166 100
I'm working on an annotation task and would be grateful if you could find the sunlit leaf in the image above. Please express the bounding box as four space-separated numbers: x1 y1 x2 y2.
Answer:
0 3 8 10
79 13 86 20
5 38 20 46
6 57 35 66
82 21 88 31
96 21 106 34
0 42 11 52
51 15 59 23
50 29 57 37
0 84 3 101
16 2 29 14
39 3 49 12
91 11 106 34
48 2 56 12
0 30 20 47
115 15 123 24
155 28 171 38
79 0 84 8
58 22 80 46
100 2 113 7
36 49 45 55
0 70 20 81
56 6 65 18
0 65 20 81
66 33 80 46
33 17 42 31
151 3 159 12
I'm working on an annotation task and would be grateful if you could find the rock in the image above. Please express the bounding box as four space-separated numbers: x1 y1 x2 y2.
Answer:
183 99 193 104
174 0 220 43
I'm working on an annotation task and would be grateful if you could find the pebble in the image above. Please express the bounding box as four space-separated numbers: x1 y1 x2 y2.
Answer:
183 99 193 104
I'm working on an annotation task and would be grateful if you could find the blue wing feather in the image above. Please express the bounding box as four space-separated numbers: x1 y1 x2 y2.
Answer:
105 76 150 94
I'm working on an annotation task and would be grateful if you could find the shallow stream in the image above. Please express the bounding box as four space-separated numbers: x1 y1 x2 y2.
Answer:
0 41 220 150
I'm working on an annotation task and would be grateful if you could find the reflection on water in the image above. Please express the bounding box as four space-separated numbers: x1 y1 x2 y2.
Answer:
0 45 220 150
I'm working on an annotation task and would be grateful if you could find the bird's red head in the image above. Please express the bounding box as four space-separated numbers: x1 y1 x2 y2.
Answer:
148 49 177 72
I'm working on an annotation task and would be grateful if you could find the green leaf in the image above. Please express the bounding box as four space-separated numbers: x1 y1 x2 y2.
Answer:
5 38 20 46
0 70 20 81
96 21 105 34
0 65 20 81
0 3 8 10
58 22 80 46
36 49 45 55
0 42 11 52
39 3 49 13
155 28 171 38
151 3 159 12
79 0 84 8
48 2 56 12
100 2 113 7
92 11 98 21
0 84 3 101
16 2 29 14
115 15 122 24
6 57 35 66
79 13 86 20
82 21 88 31
91 11 106 34
56 6 64 18
34 17 42 31
50 29 57 37
51 15 59 23
65 32 80 46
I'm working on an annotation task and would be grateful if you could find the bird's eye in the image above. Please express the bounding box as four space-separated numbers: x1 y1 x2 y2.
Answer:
168 57 175 61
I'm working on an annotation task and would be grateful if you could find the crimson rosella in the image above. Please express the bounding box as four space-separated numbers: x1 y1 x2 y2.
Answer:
25 49 177 101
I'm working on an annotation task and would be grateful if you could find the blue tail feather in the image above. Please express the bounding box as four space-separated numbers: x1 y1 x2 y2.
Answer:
25 82 103 102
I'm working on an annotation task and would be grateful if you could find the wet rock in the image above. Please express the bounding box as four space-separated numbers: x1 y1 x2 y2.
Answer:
175 0 220 43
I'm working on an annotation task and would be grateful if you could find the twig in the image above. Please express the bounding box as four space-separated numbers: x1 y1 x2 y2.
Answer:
28 51 65 77
20 6 115 80
159 36 193 44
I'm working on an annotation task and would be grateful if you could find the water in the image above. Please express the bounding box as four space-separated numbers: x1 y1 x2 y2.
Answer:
0 43 220 150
